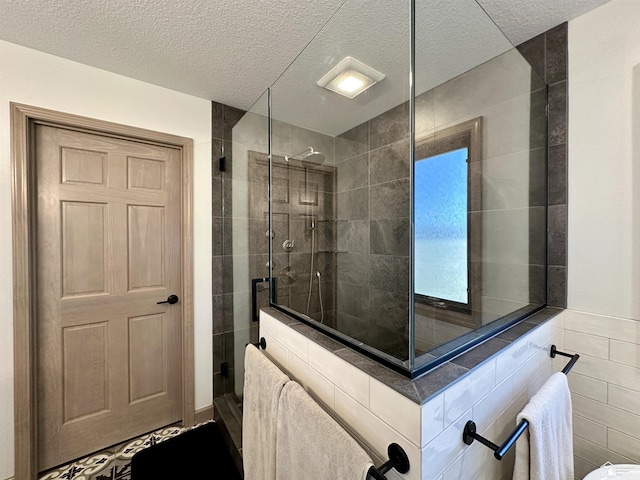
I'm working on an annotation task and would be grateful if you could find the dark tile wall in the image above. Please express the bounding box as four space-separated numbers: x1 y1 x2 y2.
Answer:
335 105 412 359
212 101 246 399
518 23 568 308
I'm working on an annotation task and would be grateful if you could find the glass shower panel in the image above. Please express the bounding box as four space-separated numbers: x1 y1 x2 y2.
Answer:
269 0 413 367
413 0 547 370
227 90 270 398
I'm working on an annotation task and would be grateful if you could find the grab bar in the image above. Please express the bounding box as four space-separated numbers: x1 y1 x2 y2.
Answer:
367 443 410 480
462 344 579 460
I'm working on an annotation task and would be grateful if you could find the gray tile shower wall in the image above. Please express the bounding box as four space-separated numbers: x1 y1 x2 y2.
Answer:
517 22 568 308
335 111 412 357
212 101 246 399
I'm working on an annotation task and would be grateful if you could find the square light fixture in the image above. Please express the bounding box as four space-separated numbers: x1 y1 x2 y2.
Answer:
317 56 385 99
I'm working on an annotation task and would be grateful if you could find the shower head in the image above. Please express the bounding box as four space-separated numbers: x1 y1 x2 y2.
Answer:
285 146 326 166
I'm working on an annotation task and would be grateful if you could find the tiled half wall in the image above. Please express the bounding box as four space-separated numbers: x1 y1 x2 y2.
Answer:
260 309 565 480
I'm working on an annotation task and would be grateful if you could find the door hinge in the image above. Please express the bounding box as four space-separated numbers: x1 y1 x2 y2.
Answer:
219 156 227 172
220 361 229 379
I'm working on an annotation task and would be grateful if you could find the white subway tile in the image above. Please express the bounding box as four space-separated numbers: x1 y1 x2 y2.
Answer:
444 360 496 427
308 341 370 408
574 456 599 480
422 393 445 447
488 388 529 450
287 351 335 411
573 394 640 442
470 454 505 480
526 320 558 357
260 332 289 370
512 347 551 398
609 339 640 367
370 377 421 447
260 311 309 362
608 384 640 416
572 353 640 393
495 339 530 384
573 435 636 468
422 410 472 479
565 310 640 344
573 414 607 446
607 429 640 463
565 330 610 359
334 388 422 480
471 375 514 431
568 373 608 403
443 430 494 480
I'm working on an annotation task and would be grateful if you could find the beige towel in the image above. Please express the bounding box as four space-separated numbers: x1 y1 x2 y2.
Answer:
242 344 289 480
276 381 374 480
513 372 574 480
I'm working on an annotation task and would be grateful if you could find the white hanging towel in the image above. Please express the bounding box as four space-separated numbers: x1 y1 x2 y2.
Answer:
275 381 374 480
242 344 290 480
513 371 574 480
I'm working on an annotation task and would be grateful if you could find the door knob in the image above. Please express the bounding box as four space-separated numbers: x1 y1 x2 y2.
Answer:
157 294 179 305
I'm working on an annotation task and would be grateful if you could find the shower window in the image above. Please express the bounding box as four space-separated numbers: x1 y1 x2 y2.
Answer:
414 117 482 324
415 147 469 308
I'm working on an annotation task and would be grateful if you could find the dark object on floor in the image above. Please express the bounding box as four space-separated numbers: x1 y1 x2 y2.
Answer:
131 422 241 480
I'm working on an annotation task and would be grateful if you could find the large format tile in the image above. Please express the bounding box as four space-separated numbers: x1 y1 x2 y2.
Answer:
369 139 411 186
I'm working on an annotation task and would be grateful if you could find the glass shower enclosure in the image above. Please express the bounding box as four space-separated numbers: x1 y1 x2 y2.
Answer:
232 0 547 379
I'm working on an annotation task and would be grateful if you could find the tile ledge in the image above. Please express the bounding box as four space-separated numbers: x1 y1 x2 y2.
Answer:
260 307 563 405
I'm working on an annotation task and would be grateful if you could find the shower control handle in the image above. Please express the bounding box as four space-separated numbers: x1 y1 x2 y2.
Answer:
157 294 179 305
282 239 295 252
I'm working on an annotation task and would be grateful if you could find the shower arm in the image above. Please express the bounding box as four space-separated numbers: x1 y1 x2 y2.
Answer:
284 146 314 161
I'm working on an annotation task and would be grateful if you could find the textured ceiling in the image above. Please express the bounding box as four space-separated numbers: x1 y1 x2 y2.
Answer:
0 0 613 115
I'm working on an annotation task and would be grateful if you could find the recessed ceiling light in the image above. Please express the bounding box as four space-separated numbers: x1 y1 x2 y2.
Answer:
317 56 385 99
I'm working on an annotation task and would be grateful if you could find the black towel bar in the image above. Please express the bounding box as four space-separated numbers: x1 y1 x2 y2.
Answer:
462 344 579 460
367 443 410 480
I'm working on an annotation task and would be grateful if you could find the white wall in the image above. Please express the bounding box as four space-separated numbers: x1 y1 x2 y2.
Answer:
0 40 212 479
568 0 640 320
568 0 640 477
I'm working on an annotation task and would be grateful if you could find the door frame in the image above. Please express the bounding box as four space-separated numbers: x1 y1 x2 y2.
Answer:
11 103 195 480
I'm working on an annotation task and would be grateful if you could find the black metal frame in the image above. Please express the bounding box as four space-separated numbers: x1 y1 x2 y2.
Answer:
462 345 579 460
252 277 276 323
367 443 410 480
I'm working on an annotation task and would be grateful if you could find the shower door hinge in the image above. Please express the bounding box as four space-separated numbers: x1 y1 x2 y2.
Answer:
220 361 229 379
219 156 227 172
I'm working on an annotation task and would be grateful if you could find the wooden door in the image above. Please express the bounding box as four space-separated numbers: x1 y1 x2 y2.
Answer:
35 124 183 471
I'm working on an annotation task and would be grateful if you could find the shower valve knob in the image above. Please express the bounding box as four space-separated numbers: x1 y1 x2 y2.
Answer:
282 239 295 252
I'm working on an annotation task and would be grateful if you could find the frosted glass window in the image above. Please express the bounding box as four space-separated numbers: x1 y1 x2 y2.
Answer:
415 147 468 304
